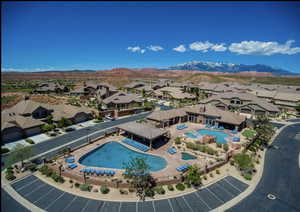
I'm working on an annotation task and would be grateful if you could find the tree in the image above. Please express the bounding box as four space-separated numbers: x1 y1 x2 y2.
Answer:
6 144 32 168
295 104 300 114
123 157 156 201
184 165 202 187
57 117 72 128
251 115 275 149
233 153 254 175
46 115 53 124
42 124 55 132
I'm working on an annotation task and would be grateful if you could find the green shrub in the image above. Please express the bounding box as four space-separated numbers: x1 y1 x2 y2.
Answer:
175 137 181 145
167 185 174 191
100 185 110 194
154 186 166 195
256 160 260 164
80 183 92 192
69 179 73 184
209 173 214 178
216 143 222 148
230 160 235 166
244 174 252 181
203 175 207 180
128 188 135 193
75 182 80 188
1 148 10 154
5 173 16 181
25 139 35 145
216 169 220 175
175 183 185 191
223 144 229 152
184 182 191 188
145 188 155 197
119 189 128 195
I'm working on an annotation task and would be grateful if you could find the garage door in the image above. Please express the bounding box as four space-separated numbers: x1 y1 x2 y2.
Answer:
25 127 42 137
2 127 24 143
74 113 88 124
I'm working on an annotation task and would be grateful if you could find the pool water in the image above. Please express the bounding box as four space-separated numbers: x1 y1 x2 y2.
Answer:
197 129 229 144
184 132 198 139
156 104 174 111
79 141 167 172
182 152 197 160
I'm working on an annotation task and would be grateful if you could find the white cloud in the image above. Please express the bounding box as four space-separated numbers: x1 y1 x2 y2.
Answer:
147 45 163 51
189 41 227 52
173 45 186 52
127 46 146 54
228 40 300 55
211 43 227 52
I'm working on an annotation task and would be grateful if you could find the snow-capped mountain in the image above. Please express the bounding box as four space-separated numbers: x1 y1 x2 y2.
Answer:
168 61 295 75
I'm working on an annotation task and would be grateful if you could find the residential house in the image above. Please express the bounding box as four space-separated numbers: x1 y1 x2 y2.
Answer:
33 82 69 94
102 91 143 110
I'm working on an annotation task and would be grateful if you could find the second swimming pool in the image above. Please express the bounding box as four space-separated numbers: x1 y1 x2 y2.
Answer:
79 141 167 172
197 129 230 144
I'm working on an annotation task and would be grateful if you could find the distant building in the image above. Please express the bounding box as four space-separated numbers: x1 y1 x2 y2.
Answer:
33 82 69 94
102 91 143 110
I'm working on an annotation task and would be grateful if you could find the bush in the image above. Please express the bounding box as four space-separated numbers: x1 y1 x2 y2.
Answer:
216 143 222 148
244 173 252 181
184 182 191 188
1 148 10 154
145 188 155 197
256 160 260 164
230 160 235 166
203 175 207 180
80 183 92 192
5 173 16 181
209 173 214 178
100 185 110 194
75 182 80 188
167 185 174 191
69 179 73 184
216 169 220 175
25 139 35 145
175 183 185 191
128 188 135 193
119 189 128 195
27 164 37 172
223 144 229 152
154 186 166 195
94 119 103 123
175 137 181 145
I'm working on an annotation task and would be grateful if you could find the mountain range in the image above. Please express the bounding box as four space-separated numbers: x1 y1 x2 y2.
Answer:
168 61 296 75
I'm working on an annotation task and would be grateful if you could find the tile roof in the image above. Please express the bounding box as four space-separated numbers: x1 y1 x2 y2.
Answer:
102 91 142 104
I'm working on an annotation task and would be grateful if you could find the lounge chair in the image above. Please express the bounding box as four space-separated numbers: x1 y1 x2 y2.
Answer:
68 163 78 169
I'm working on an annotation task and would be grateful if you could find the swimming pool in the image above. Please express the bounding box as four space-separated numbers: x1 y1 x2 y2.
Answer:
182 152 197 160
185 132 199 139
197 129 229 144
79 141 167 172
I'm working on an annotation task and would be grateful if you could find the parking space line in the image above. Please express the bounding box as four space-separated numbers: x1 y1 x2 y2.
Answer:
136 201 138 212
16 178 39 191
215 182 235 197
205 187 224 203
168 199 174 212
61 196 78 212
152 201 156 212
24 183 47 197
81 199 90 212
118 202 122 212
194 191 212 210
223 178 242 193
182 196 194 212
99 202 105 212
33 187 55 203
44 192 66 210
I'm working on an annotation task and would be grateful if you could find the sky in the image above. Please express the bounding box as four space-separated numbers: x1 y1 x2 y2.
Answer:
2 1 300 73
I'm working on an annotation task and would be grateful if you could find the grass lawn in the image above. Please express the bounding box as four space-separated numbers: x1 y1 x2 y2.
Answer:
1 95 18 104
242 129 256 138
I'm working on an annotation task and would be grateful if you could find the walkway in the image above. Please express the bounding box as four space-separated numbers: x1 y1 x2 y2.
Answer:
5 174 248 212
227 123 300 212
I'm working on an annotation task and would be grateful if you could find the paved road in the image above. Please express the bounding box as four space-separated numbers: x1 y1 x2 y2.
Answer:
2 112 151 166
227 123 300 212
4 175 248 212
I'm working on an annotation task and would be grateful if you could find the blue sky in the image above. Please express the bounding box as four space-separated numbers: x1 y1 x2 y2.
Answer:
2 1 300 73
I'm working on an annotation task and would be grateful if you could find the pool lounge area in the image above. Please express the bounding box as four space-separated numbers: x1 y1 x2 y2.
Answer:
197 129 230 144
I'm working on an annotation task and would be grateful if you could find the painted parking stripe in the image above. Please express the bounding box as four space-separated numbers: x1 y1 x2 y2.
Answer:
168 199 174 212
182 196 194 212
33 187 55 203
81 199 90 212
61 196 77 212
215 181 235 198
44 192 66 210
136 201 138 212
118 202 122 212
24 183 47 197
194 190 212 210
99 201 106 212
205 187 224 203
152 200 156 212
223 177 242 193
15 178 39 191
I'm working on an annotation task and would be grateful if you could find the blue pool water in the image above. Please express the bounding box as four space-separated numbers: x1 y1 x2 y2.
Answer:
79 141 167 172
184 132 198 139
197 129 229 144
156 104 174 111
182 152 197 160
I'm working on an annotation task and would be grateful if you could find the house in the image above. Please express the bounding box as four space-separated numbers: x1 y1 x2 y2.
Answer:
150 87 196 101
1 99 94 143
200 92 280 117
102 91 143 110
33 82 69 94
147 104 246 131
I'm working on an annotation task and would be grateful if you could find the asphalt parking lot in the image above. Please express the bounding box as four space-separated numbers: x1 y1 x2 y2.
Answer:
6 174 248 212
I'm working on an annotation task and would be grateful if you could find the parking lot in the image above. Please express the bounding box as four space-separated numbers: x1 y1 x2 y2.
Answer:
9 175 248 212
